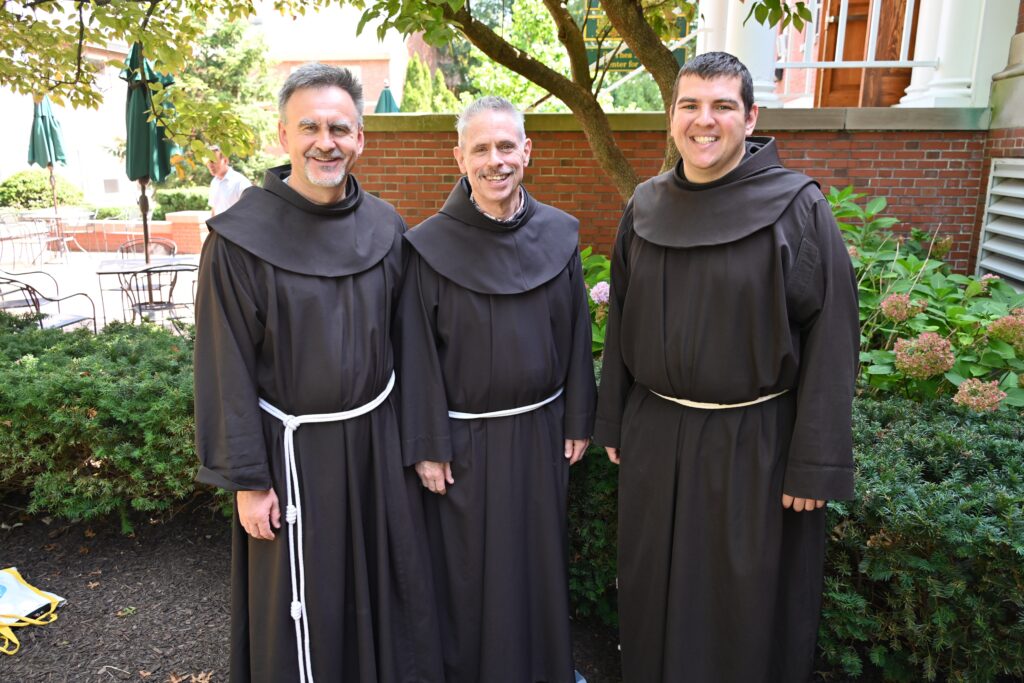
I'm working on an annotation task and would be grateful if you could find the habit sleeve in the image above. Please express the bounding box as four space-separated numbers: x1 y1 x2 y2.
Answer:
193 233 270 491
593 201 636 448
782 197 859 500
394 251 453 466
563 250 598 439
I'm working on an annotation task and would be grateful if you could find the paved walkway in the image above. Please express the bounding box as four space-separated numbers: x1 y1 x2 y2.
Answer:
2 247 200 331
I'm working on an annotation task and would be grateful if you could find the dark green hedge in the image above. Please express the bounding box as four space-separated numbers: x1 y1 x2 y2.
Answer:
0 314 196 533
0 313 1020 680
0 169 84 209
152 187 209 220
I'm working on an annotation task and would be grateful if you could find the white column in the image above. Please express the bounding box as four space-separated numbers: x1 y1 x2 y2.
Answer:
696 0 729 54
969 0 1020 107
911 0 983 106
896 0 943 106
723 0 781 106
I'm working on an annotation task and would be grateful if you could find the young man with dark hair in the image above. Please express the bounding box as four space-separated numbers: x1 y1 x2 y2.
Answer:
596 52 859 682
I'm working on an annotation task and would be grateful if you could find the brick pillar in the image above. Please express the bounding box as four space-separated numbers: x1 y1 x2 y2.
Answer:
164 211 209 254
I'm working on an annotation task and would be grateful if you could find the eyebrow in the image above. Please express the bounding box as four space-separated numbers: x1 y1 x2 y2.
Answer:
676 97 740 106
297 118 355 128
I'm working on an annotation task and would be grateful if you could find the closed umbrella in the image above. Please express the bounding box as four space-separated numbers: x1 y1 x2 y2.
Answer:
27 95 68 256
121 42 180 264
375 82 400 113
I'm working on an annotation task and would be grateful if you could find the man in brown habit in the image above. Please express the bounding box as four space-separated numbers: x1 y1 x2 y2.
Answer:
395 96 596 683
596 52 859 682
194 63 442 683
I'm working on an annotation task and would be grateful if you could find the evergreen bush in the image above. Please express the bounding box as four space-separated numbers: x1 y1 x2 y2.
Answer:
820 397 1024 681
152 187 210 220
0 315 197 533
0 169 84 209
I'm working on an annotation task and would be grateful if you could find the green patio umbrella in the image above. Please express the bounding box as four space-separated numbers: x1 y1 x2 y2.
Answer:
121 42 180 264
375 82 400 113
27 95 67 240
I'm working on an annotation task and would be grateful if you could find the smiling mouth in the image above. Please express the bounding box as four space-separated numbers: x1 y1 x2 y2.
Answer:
691 136 719 144
482 172 511 182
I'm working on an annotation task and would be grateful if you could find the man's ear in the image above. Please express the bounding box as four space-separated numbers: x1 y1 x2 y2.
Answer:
745 103 759 136
453 145 467 174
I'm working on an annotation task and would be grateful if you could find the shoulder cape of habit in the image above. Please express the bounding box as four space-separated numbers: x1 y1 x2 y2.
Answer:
404 178 579 295
633 136 817 248
205 164 399 276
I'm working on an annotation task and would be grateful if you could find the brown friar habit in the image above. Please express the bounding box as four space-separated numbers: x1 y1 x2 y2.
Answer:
596 138 859 683
396 178 597 683
194 165 444 683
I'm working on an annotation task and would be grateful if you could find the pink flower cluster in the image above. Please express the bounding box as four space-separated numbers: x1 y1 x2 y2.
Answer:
988 311 1024 355
589 281 610 306
894 332 955 380
881 293 926 322
978 273 1001 293
953 379 1006 412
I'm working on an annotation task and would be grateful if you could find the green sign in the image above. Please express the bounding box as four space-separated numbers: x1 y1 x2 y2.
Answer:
584 0 691 71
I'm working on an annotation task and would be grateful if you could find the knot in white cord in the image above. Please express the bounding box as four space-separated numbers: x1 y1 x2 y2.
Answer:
282 414 302 431
285 504 297 525
290 601 302 621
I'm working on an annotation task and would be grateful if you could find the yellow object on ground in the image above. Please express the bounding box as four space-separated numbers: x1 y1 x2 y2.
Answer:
0 566 65 655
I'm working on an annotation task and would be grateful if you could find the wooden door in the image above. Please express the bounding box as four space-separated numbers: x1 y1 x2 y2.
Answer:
815 0 917 107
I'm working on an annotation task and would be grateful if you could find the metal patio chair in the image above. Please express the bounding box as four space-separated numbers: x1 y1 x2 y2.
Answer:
0 276 97 333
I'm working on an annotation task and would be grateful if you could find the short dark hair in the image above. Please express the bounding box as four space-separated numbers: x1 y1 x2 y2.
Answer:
278 63 365 125
671 51 754 115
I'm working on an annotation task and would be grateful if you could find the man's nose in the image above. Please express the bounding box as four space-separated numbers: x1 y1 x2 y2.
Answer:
487 146 503 166
695 106 714 125
315 128 335 150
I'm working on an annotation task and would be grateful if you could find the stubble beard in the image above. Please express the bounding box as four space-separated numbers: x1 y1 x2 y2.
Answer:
303 156 348 188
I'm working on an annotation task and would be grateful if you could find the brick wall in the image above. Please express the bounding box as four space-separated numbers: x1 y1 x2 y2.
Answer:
1018 1 1024 33
359 127 987 272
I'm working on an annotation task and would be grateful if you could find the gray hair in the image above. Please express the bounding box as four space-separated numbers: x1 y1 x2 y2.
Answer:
456 96 525 146
278 63 365 125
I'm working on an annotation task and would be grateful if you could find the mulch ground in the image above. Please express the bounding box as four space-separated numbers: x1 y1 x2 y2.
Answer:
0 495 623 683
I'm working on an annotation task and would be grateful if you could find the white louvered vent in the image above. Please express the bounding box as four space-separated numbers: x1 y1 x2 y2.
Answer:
978 159 1024 291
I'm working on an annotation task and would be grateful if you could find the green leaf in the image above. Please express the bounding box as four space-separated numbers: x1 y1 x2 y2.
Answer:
866 196 887 216
943 371 966 385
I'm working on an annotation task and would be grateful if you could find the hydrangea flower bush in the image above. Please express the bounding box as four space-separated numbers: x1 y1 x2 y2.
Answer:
828 186 1024 411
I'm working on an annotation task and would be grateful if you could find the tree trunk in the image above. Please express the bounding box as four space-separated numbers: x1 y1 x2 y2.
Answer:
449 5 641 200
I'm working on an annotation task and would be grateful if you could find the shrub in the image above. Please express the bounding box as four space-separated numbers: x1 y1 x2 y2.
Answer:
152 187 210 220
93 206 134 220
829 186 1024 410
820 397 1024 681
581 246 611 357
233 152 287 185
0 169 84 209
567 443 618 626
0 315 197 532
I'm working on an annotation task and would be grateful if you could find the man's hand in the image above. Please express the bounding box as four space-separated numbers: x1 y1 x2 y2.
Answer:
564 438 589 465
782 494 825 512
605 446 620 465
237 489 281 541
416 460 454 495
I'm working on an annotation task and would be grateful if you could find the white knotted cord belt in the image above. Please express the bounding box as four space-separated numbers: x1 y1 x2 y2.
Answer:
257 370 396 683
447 386 564 419
650 387 788 410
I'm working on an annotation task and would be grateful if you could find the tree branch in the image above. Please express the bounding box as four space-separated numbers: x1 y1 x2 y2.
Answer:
540 0 591 89
447 4 640 199
449 4 588 108
599 0 679 108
